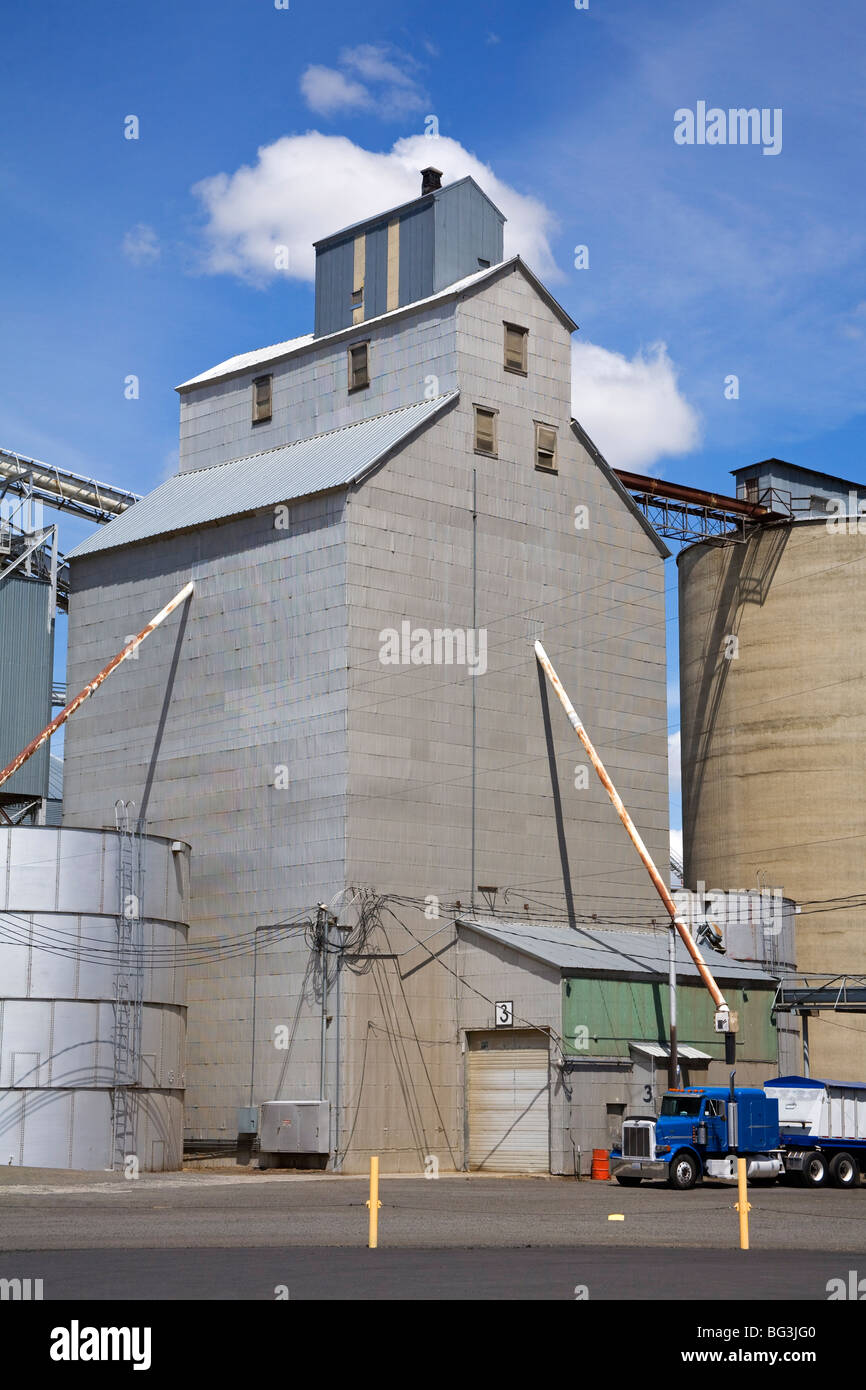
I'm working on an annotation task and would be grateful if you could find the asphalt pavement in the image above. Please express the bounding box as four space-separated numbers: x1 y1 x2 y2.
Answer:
2 1169 865 1300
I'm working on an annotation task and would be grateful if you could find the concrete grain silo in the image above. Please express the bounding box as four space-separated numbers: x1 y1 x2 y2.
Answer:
679 460 866 1082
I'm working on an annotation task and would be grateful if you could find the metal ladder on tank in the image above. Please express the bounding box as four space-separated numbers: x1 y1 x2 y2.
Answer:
111 800 145 1171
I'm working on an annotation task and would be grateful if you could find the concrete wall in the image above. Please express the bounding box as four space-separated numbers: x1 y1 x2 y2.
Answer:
679 520 866 1082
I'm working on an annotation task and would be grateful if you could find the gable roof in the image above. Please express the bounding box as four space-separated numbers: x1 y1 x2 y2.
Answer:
176 258 577 392
457 918 777 986
67 393 458 560
313 175 505 249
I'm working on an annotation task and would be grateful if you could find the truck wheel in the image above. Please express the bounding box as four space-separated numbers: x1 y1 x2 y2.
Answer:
800 1150 828 1188
668 1152 699 1190
829 1152 861 1189
615 1175 642 1186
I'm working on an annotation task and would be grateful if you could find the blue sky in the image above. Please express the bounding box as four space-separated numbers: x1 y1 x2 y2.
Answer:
2 0 864 842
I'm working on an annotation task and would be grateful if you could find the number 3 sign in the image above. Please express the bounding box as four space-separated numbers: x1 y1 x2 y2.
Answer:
495 1001 513 1027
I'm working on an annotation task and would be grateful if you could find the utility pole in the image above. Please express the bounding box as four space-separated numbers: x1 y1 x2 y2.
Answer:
801 1011 811 1078
668 924 679 1091
318 904 329 1100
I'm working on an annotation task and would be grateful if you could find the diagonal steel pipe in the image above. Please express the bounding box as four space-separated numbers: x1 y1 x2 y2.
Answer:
0 581 194 793
534 639 730 1017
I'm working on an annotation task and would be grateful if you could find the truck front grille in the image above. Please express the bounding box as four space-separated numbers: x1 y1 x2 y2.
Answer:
623 1125 651 1157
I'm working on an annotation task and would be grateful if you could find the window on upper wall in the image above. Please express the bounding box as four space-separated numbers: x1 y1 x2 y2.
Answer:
348 342 370 392
504 323 528 375
474 406 498 456
252 375 272 423
535 422 558 471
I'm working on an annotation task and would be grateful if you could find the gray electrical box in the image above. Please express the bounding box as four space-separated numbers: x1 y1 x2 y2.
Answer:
236 1106 258 1135
259 1101 330 1155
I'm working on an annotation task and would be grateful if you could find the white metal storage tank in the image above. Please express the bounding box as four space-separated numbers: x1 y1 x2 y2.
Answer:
0 826 189 1170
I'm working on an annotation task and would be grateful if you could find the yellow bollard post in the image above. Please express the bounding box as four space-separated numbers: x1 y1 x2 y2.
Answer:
366 1156 382 1248
735 1157 751 1250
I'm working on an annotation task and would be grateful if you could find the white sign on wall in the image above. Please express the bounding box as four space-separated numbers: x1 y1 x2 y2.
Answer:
495 1001 514 1028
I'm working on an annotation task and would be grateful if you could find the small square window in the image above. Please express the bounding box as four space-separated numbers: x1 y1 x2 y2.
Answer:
348 342 370 392
535 423 557 471
504 323 528 374
474 406 497 456
351 287 364 307
252 375 272 423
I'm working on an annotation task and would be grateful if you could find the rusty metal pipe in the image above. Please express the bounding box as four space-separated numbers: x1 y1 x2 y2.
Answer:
534 640 729 1016
0 580 194 794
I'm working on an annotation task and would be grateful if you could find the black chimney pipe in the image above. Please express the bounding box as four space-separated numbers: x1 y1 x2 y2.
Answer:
421 166 443 196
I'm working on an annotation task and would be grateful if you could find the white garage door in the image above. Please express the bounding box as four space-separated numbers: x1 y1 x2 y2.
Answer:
467 1034 550 1173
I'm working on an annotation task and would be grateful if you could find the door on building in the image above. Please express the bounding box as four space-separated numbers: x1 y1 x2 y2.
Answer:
466 1031 550 1173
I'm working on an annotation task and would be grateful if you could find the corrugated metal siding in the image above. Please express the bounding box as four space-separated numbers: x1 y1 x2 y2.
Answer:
467 1036 549 1172
434 181 504 292
0 575 52 798
562 978 778 1062
69 394 458 559
398 202 435 308
314 235 355 337
364 221 388 322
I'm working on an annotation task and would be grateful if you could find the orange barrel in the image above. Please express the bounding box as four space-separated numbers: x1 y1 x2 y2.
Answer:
591 1149 610 1180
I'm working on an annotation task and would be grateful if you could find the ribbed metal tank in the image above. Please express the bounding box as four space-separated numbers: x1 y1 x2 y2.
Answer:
0 826 189 1170
678 519 866 1080
0 573 53 801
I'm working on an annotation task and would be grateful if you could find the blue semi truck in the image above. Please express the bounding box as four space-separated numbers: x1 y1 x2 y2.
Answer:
609 1074 866 1190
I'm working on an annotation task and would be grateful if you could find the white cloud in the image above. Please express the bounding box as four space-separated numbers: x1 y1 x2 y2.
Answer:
339 43 418 90
122 223 160 265
670 827 683 866
192 132 559 284
571 340 700 470
300 44 427 121
300 66 371 117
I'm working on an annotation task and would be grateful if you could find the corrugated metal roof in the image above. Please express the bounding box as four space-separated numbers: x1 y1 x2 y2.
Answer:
457 919 778 984
177 333 314 389
313 175 505 248
68 394 458 560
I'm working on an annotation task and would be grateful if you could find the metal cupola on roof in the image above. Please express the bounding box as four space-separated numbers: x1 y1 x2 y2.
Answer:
312 168 506 337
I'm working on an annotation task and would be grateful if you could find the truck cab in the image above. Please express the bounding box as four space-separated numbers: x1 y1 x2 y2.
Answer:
610 1086 783 1189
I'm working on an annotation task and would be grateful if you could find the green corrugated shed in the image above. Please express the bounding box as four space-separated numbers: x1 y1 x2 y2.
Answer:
562 977 778 1063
